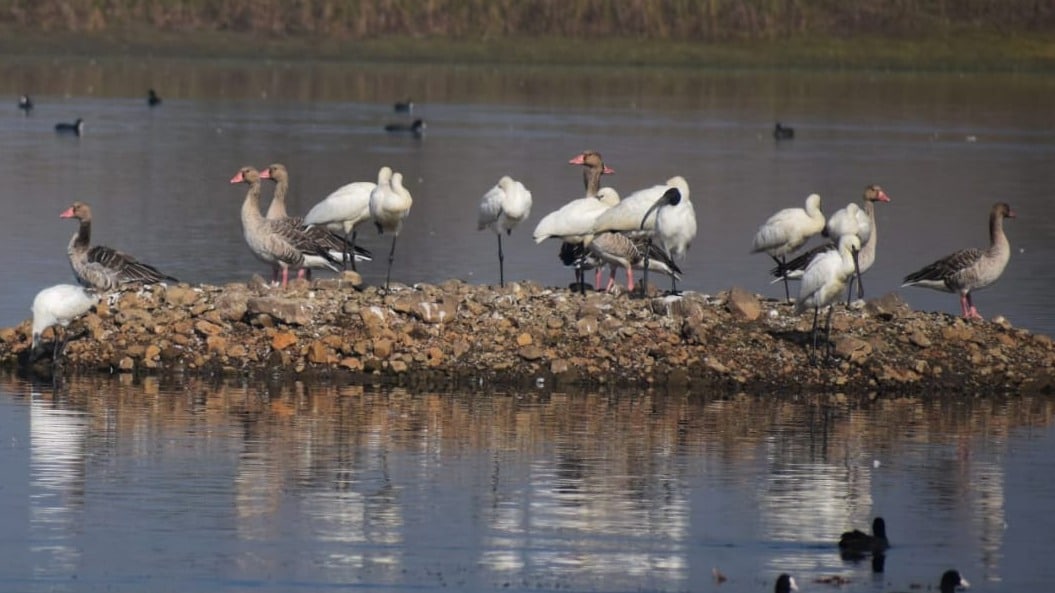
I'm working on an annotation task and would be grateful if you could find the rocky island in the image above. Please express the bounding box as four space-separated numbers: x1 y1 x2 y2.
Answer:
2 274 1053 395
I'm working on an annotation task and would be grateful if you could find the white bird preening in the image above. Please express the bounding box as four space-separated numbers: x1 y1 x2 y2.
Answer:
303 179 377 271
368 166 414 291
771 185 891 303
751 193 826 302
30 284 99 360
795 234 862 362
478 175 532 287
639 176 695 294
902 202 1014 320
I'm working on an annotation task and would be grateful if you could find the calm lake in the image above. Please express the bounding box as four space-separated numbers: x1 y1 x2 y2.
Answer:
1 57 1055 592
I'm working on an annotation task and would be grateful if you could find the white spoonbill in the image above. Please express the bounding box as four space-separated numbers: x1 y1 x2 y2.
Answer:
902 202 1014 320
751 193 825 302
795 234 861 362
772 185 890 303
640 176 695 293
478 176 532 287
31 284 99 360
303 178 378 272
369 166 414 291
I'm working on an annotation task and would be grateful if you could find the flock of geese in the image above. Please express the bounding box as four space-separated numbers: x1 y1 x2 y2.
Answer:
23 92 1014 365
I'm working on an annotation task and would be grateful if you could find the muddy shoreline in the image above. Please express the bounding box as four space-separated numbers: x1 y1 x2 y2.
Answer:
3 276 1054 395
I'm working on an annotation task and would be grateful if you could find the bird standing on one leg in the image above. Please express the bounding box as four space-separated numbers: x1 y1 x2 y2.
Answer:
478 176 532 287
368 166 413 292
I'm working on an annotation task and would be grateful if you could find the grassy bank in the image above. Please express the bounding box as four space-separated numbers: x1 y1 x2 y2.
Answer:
2 25 1055 72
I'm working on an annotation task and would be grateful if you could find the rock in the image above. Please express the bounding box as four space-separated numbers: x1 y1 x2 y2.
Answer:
373 338 393 359
214 289 249 322
519 346 544 361
164 285 200 307
908 331 932 348
833 336 872 363
307 341 332 364
516 333 533 347
865 292 908 319
206 335 227 354
194 320 225 337
726 286 761 321
426 347 444 367
390 360 409 373
248 297 313 326
412 300 458 324
271 332 298 351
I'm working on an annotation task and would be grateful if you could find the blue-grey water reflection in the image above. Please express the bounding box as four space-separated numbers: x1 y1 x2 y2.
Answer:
0 375 1054 592
1 59 1054 335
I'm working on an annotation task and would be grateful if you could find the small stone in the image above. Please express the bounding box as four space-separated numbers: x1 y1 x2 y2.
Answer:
194 320 224 337
390 360 409 373
163 286 199 307
248 297 313 326
908 331 932 348
206 335 227 354
271 332 298 350
519 345 544 361
339 357 363 371
516 333 533 347
726 286 761 321
373 338 393 359
145 344 161 361
117 356 135 372
307 341 332 364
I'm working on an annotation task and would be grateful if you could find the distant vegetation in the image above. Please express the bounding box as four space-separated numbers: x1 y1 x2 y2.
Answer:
3 0 1053 39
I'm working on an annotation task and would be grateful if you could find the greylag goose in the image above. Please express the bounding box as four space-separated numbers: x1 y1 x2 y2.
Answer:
585 231 681 293
640 176 695 294
478 175 533 287
902 202 1014 320
772 185 890 303
752 193 826 301
795 234 861 362
230 166 341 288
60 201 177 291
368 166 413 291
259 163 371 272
30 284 100 360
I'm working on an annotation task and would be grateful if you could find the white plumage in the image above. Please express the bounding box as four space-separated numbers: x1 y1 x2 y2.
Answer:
795 234 861 361
31 284 99 357
532 187 620 245
825 202 871 245
303 180 377 270
638 176 696 293
478 176 533 287
752 193 826 300
368 166 414 290
590 180 676 237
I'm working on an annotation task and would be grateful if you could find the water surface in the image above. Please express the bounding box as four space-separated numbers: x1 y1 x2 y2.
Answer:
1 375 1054 592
